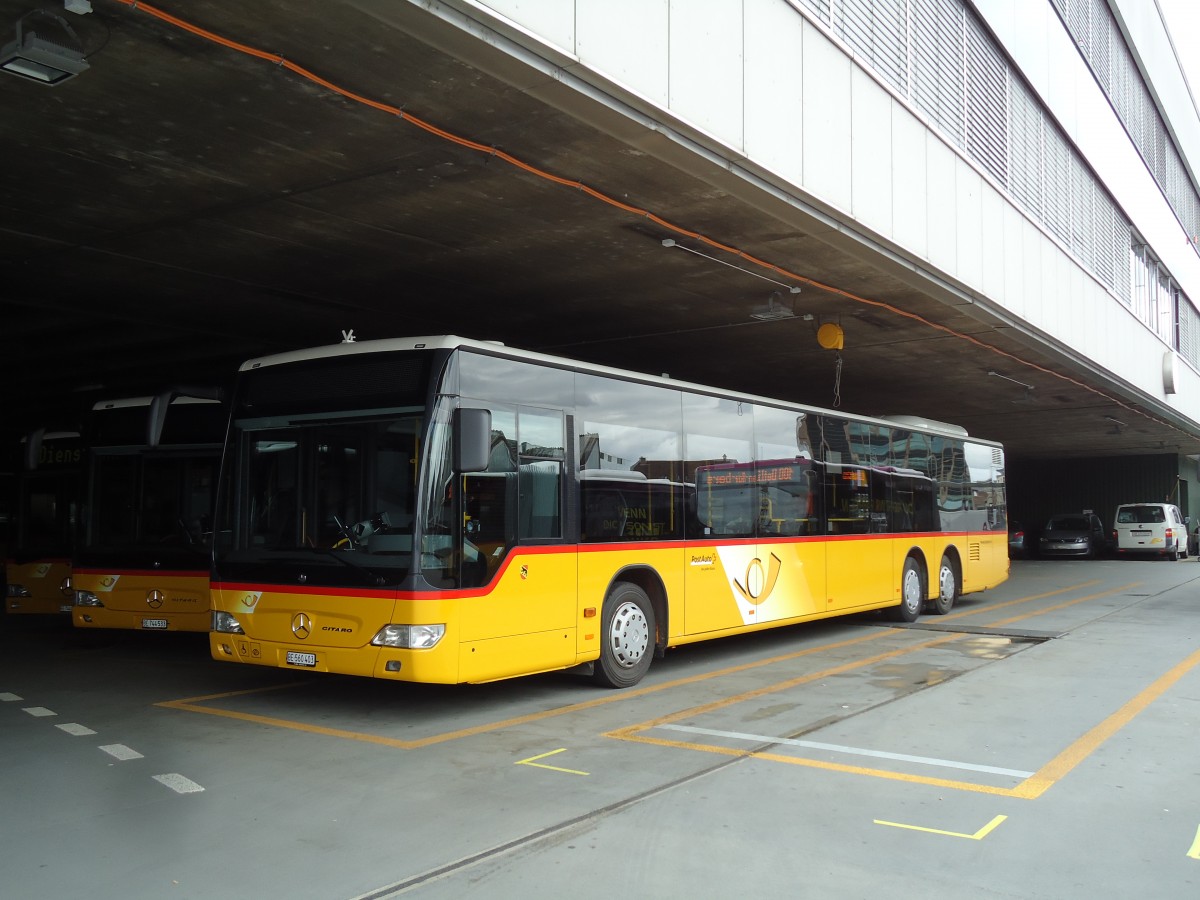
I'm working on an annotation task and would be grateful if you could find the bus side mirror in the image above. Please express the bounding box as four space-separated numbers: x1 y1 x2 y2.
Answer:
24 428 45 471
454 408 492 473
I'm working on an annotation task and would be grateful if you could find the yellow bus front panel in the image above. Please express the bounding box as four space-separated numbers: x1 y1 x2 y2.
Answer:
5 559 73 615
72 569 210 632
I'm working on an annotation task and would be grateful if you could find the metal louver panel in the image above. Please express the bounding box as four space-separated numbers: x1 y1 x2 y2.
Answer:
910 0 964 147
792 0 1178 348
964 15 1007 186
1043 125 1072 244
836 0 908 94
1007 78 1043 220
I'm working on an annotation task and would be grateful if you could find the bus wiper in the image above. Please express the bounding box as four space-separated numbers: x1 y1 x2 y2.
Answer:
306 545 388 587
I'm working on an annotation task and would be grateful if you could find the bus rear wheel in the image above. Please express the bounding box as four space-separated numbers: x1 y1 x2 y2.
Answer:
931 554 958 615
890 557 924 623
593 582 655 688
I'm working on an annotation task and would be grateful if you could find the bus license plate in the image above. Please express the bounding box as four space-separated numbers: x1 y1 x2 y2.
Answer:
142 618 168 630
286 651 317 668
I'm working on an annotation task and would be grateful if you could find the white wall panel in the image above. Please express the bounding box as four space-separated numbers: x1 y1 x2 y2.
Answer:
1051 246 1072 340
1020 219 1043 324
954 160 983 292
669 1 744 149
891 104 927 258
850 69 892 237
980 182 1006 300
476 0 575 51
744 1 804 188
576 0 670 107
926 136 957 277
801 18 852 212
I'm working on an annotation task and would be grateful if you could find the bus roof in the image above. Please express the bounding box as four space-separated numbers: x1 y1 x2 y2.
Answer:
238 335 997 446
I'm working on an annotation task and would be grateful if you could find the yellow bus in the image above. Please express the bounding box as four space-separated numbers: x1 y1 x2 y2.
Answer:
71 392 225 633
4 430 81 618
210 335 1008 687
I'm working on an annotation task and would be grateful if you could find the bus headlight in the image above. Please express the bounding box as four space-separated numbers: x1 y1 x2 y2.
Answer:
7 583 31 598
212 611 245 634
74 591 103 607
371 624 445 649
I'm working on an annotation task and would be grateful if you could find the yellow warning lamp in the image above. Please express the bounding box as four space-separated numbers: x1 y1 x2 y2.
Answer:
817 322 844 350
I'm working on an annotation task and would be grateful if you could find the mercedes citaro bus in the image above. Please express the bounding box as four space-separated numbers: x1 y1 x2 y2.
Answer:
71 392 226 633
4 430 81 618
209 335 1008 687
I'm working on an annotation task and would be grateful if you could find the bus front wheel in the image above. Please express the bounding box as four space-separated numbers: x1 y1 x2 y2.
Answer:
890 558 924 623
594 582 655 688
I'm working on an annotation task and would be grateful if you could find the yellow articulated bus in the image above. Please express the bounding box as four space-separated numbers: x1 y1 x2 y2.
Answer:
4 430 81 618
71 392 226 633
210 335 1009 687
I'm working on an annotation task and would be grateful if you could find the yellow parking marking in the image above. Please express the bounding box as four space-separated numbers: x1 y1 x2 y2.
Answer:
942 581 1102 622
608 581 1196 799
986 583 1140 628
1187 825 1200 859
515 748 588 776
875 814 1006 840
1014 646 1200 800
158 578 1133 753
156 628 899 748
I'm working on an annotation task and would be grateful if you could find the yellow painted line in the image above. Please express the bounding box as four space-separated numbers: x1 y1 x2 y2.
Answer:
157 578 1124 750
515 748 589 776
1013 646 1200 800
609 598 1200 801
875 814 1007 840
1187 824 1200 859
985 583 1140 628
610 735 1023 796
156 627 901 748
942 580 1103 622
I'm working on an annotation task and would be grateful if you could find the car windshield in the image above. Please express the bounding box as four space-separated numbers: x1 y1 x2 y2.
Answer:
1046 516 1089 531
1117 506 1165 524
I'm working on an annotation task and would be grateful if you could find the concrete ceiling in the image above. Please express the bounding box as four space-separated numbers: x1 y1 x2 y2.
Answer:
4 0 1199 463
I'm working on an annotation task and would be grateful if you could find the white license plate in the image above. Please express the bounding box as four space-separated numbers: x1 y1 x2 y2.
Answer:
286 651 317 668
142 618 168 630
60 604 74 613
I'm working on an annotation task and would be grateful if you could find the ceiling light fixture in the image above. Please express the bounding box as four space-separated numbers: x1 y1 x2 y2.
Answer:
0 10 89 86
750 289 800 321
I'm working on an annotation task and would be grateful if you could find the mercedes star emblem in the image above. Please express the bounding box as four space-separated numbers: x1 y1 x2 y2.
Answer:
292 612 312 640
146 589 165 609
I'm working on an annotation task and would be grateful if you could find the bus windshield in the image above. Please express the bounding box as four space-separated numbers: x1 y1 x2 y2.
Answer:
216 414 424 587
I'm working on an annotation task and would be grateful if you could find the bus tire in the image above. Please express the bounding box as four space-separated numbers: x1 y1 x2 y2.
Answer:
931 554 958 615
593 582 655 688
890 557 924 623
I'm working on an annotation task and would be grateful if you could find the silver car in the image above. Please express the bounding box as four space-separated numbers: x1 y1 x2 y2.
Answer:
1038 513 1106 559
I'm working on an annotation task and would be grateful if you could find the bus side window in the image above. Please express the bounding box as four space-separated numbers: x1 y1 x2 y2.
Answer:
824 466 870 535
582 486 626 541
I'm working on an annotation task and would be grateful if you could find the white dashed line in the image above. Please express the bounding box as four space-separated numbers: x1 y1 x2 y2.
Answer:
22 707 56 717
0 692 22 702
57 723 97 736
153 774 204 794
99 744 144 761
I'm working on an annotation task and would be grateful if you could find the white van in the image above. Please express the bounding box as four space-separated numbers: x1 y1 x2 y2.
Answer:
1112 502 1189 559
